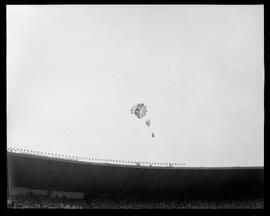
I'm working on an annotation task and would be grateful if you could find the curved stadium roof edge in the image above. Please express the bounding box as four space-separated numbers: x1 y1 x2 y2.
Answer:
7 151 263 170
7 152 264 195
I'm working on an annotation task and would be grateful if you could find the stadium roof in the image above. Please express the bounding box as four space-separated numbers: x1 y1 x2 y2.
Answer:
7 152 264 196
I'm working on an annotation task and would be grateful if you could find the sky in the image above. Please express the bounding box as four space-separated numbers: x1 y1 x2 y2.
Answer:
7 5 264 167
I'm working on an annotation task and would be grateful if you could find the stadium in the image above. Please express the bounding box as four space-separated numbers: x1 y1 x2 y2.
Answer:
7 5 264 209
7 147 264 209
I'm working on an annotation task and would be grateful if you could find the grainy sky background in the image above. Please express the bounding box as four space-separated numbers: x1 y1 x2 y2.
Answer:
7 5 264 166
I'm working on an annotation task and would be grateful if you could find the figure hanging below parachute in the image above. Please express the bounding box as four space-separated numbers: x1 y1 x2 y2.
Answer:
130 103 155 137
145 119 151 127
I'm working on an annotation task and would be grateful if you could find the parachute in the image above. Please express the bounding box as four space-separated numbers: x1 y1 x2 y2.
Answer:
130 103 147 119
130 103 155 137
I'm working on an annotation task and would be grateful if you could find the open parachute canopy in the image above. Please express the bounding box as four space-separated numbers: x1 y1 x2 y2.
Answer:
130 103 147 119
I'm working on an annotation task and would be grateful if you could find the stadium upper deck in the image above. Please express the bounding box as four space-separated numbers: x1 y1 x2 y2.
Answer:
7 149 264 196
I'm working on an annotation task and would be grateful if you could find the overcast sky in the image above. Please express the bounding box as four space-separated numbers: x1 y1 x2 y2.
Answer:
7 5 264 166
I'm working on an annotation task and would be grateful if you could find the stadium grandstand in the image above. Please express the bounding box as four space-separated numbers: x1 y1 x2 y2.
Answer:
7 147 264 209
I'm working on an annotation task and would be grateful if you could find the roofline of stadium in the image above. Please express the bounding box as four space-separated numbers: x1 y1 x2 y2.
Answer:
7 151 264 196
7 149 263 170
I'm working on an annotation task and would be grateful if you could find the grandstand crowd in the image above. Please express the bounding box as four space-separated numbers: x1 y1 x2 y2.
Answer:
7 194 86 209
7 193 263 209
